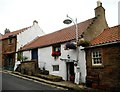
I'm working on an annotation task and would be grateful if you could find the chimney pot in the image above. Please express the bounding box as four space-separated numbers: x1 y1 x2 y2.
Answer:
4 28 10 34
33 20 38 25
97 0 102 7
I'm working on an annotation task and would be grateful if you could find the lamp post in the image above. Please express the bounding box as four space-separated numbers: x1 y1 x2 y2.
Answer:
63 15 80 84
63 14 79 63
63 15 78 45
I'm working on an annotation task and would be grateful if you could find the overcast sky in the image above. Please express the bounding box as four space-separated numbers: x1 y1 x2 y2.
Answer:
0 0 119 34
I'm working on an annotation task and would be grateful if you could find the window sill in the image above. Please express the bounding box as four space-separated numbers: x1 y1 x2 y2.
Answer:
92 65 104 69
8 43 13 45
52 71 59 74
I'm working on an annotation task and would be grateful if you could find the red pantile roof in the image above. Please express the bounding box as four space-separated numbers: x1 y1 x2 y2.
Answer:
0 27 30 40
91 25 120 45
21 18 96 50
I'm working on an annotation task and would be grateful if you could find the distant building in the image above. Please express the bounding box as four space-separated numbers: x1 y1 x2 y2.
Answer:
0 20 45 70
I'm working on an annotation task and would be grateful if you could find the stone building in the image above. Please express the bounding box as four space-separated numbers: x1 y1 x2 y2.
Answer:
85 25 120 90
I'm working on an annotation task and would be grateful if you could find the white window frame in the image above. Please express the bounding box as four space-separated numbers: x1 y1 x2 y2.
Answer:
92 51 102 66
53 65 59 71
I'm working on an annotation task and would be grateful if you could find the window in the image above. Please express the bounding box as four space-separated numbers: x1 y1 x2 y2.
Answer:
52 44 61 52
53 65 59 71
52 44 61 58
92 51 102 66
8 38 13 44
17 52 23 61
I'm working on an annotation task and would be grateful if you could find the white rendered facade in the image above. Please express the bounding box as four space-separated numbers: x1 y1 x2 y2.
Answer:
23 43 86 83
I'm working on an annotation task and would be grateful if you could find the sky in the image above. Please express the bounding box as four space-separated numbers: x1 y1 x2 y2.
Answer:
0 0 119 34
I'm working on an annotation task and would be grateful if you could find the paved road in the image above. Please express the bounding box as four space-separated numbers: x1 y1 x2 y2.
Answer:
2 72 60 91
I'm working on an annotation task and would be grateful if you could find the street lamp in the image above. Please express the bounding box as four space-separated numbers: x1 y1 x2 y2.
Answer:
63 15 78 45
63 15 81 84
63 15 79 63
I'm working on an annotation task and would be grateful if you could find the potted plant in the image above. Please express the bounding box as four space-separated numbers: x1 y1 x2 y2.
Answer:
64 42 76 50
51 51 61 57
77 38 90 47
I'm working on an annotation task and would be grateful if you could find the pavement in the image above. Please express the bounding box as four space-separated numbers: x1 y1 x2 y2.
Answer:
2 70 102 91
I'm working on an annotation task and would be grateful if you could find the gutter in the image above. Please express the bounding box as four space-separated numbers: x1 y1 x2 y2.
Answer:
85 41 120 49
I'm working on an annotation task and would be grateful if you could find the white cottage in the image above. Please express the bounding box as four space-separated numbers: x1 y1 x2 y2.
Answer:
21 1 108 83
16 20 45 51
14 20 45 70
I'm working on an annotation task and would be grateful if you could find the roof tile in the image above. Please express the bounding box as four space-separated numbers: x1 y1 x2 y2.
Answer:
22 18 95 50
0 27 30 40
91 25 120 45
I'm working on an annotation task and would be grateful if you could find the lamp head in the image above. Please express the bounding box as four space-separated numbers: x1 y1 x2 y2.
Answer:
63 19 72 24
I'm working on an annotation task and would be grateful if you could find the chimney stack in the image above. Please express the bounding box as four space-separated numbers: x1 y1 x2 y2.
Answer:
33 20 38 25
4 28 10 34
94 0 105 17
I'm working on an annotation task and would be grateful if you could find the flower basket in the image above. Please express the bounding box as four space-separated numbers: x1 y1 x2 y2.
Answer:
77 38 90 47
64 42 76 50
51 51 61 57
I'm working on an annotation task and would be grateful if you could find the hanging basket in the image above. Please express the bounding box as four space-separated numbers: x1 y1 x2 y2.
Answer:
77 38 90 47
51 51 61 57
64 42 76 50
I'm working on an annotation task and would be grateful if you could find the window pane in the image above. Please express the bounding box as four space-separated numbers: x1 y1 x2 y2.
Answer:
92 51 102 65
53 65 59 71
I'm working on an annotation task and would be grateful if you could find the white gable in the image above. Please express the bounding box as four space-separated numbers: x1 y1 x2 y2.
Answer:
16 23 45 51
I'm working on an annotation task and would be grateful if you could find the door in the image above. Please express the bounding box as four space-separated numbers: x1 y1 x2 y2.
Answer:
31 49 38 61
66 62 75 81
4 54 14 70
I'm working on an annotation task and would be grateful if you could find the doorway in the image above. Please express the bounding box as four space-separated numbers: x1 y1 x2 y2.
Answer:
31 49 38 61
66 62 75 82
4 54 14 70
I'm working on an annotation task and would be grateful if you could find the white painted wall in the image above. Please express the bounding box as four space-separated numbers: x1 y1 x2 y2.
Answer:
16 22 45 51
36 43 86 82
38 46 67 80
23 50 31 61
77 46 86 83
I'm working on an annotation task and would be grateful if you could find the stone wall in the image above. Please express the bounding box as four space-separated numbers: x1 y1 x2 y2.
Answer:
20 60 38 75
85 43 120 90
2 37 16 69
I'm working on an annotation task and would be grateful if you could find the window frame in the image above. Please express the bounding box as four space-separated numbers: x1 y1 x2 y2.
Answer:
52 44 61 52
8 37 13 44
92 51 102 66
53 65 59 71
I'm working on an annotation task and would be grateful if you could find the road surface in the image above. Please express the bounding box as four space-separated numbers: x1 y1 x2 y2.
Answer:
1 72 60 91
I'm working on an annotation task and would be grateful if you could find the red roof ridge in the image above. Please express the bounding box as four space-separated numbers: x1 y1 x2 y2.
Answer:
45 17 96 35
21 17 95 51
0 26 31 40
31 17 96 39
108 24 120 29
91 24 120 46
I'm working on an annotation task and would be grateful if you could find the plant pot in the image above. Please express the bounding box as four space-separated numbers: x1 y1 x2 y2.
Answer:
65 42 76 50
51 51 61 57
